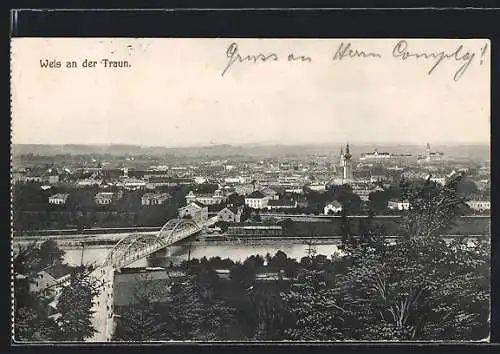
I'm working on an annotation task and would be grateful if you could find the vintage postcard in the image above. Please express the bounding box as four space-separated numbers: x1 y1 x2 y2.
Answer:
11 38 490 343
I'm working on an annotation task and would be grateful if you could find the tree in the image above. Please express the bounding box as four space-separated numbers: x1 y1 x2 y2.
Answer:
14 242 43 276
398 174 468 239
13 241 103 342
329 234 490 340
281 269 346 340
214 220 229 233
456 177 479 198
113 273 236 341
339 208 357 251
227 193 245 207
39 239 65 267
280 172 489 341
13 277 59 342
196 183 219 194
53 265 104 341
250 285 293 340
252 210 262 222
112 274 175 341
369 190 390 211
267 251 288 272
240 205 252 222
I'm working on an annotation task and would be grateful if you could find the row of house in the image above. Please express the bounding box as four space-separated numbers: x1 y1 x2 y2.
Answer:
384 199 490 212
48 191 171 206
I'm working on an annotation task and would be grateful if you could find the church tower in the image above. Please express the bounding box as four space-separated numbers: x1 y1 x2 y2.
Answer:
343 143 353 181
426 142 431 161
339 145 345 168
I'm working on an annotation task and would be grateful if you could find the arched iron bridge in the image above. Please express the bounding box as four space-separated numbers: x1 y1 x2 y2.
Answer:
102 218 202 269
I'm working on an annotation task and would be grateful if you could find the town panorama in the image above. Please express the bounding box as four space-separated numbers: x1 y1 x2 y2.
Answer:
12 142 490 342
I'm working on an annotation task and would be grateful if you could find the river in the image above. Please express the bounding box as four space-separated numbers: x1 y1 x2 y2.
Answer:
62 241 343 268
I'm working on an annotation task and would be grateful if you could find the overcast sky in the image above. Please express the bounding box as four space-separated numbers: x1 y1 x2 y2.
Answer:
11 38 490 146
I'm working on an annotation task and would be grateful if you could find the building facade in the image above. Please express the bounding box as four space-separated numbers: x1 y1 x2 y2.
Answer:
324 201 343 214
217 206 242 222
388 199 410 211
466 200 490 212
245 190 269 209
48 193 69 205
95 192 120 205
178 202 208 223
30 263 72 297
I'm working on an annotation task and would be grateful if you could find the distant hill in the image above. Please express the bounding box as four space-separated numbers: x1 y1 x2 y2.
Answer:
11 143 490 161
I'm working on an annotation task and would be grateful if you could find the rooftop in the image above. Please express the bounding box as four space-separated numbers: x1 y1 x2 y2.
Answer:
96 192 115 197
43 263 72 280
247 190 266 199
49 193 69 199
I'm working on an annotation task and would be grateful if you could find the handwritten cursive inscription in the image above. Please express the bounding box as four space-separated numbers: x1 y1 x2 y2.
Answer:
392 40 475 81
220 40 486 83
221 42 279 77
332 42 382 61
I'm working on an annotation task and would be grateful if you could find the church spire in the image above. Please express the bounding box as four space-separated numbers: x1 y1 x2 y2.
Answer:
346 142 350 154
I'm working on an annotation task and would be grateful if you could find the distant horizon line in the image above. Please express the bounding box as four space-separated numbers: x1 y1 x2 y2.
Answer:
11 141 490 148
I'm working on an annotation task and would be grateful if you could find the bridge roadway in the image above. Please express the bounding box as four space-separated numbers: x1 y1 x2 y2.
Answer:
86 216 216 342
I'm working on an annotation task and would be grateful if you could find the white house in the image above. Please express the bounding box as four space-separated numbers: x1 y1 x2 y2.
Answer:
324 201 343 214
120 177 146 190
428 175 447 186
30 263 72 298
95 192 121 205
77 178 103 187
48 193 69 205
224 176 245 184
387 199 410 211
245 190 269 209
308 184 327 192
44 173 60 185
466 200 490 212
352 188 372 202
285 187 304 195
194 176 208 184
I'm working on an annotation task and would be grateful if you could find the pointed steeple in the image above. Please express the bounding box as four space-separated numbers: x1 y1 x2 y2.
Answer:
346 143 350 154
340 145 343 156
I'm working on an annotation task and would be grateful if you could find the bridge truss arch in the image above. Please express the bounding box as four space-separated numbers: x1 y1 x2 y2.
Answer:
102 218 201 269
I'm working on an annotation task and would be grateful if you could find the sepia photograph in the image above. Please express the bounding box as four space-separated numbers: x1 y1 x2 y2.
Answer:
10 38 490 343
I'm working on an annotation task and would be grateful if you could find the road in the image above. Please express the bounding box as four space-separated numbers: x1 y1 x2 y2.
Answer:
89 265 115 342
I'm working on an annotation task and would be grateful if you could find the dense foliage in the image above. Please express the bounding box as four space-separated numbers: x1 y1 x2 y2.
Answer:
280 175 490 341
13 241 103 342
